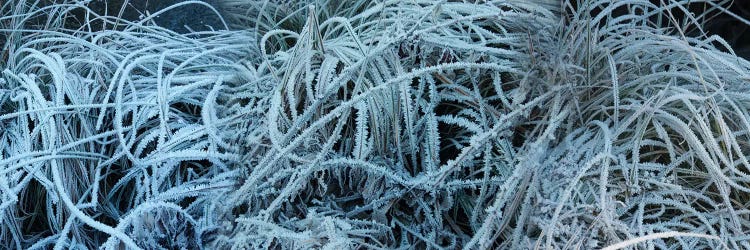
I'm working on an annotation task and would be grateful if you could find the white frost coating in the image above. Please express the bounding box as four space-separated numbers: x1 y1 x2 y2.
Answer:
2 0 750 249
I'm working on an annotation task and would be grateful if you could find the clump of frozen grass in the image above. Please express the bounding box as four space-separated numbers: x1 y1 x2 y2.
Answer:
1 0 262 248
216 0 562 248
2 0 750 249
524 1 750 248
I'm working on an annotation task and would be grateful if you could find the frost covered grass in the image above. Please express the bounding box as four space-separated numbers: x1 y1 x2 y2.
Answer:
1 0 750 249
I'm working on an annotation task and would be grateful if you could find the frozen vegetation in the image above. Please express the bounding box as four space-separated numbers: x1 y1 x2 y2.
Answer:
2 0 750 249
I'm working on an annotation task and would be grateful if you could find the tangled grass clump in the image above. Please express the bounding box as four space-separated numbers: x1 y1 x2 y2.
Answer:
2 0 750 249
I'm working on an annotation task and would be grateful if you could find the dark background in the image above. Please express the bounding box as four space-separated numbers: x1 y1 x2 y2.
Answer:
706 1 750 58
568 0 750 59
70 0 226 33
